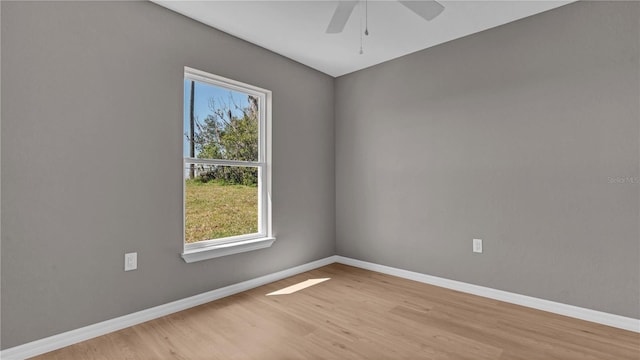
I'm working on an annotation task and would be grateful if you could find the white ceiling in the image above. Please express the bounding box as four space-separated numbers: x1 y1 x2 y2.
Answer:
153 0 575 77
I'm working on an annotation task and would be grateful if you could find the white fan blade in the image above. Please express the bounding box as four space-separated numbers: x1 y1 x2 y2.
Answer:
398 0 445 21
326 1 358 34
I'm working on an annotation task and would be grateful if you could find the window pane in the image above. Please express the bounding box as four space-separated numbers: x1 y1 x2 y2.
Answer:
184 79 259 162
184 164 259 243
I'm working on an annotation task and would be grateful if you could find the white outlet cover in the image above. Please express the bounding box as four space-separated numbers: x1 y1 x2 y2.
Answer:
473 239 483 253
125 252 138 271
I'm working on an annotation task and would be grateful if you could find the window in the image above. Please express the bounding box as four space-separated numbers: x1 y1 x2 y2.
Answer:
181 67 273 263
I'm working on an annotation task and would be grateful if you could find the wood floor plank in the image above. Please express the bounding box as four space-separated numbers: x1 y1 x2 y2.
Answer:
31 263 640 359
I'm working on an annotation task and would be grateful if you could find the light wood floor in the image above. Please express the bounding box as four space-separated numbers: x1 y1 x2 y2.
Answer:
33 263 639 359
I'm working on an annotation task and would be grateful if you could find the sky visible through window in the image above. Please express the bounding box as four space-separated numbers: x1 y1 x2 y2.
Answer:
183 79 250 159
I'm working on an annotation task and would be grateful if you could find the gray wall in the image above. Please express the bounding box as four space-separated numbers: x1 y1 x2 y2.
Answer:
1 1 335 349
336 1 639 318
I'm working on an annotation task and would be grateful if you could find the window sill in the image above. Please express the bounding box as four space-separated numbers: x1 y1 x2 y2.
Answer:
181 237 276 263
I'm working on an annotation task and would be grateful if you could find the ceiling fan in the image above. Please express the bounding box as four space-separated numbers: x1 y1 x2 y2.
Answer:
326 0 445 34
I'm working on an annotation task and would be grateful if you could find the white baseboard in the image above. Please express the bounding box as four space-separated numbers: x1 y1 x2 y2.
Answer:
0 256 338 360
334 256 640 333
3 254 638 359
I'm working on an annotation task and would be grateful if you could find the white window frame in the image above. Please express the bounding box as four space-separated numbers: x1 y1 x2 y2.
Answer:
181 67 274 263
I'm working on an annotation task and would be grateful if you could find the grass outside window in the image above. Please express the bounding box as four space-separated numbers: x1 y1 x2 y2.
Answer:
184 180 258 243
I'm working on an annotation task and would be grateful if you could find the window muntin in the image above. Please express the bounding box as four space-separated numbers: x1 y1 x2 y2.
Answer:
183 67 271 251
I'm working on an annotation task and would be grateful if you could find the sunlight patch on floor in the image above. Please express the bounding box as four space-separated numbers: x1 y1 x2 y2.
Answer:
266 278 331 296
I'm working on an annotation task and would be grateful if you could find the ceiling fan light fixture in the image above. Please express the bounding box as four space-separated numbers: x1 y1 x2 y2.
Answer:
325 0 445 35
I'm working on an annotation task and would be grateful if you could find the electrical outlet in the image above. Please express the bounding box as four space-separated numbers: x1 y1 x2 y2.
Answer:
125 252 138 271
473 239 483 253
